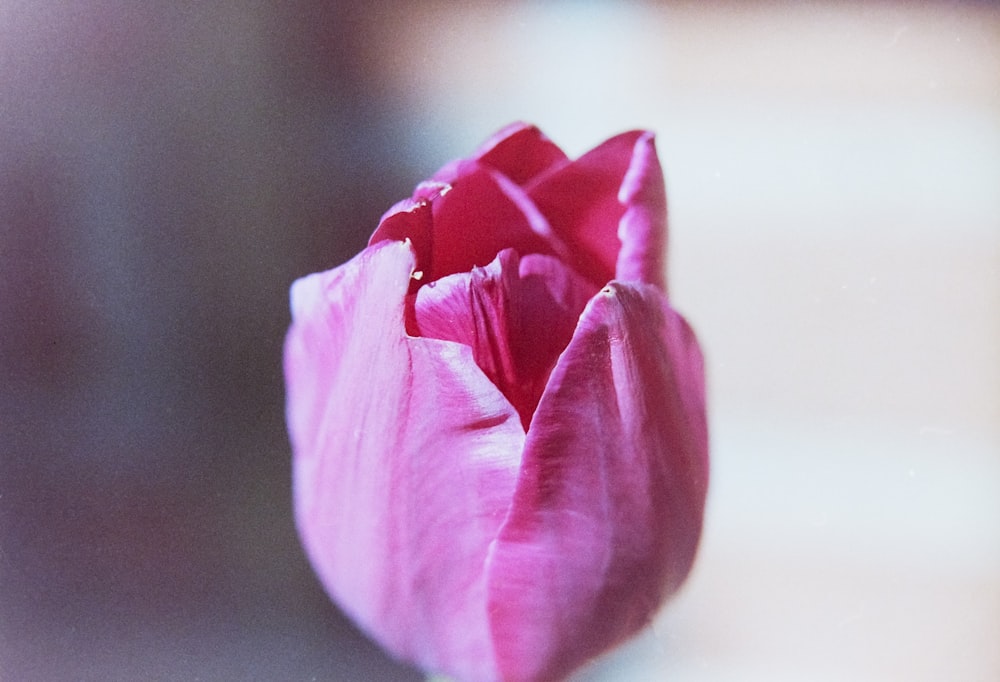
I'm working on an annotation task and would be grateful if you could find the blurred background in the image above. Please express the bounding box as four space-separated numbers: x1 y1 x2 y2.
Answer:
1 1 997 680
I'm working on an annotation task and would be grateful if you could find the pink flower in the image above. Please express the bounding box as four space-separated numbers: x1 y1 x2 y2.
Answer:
284 123 709 682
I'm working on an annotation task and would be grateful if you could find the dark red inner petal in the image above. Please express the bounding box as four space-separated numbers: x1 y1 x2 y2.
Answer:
413 249 596 430
475 124 570 186
370 164 558 288
427 168 556 281
526 130 645 287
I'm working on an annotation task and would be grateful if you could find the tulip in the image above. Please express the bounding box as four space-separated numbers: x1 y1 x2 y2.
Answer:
284 123 708 682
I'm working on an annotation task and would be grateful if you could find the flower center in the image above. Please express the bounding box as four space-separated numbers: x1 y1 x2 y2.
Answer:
412 248 597 430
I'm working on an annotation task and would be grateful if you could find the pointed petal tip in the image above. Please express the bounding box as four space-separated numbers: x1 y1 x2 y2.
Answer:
618 131 662 205
477 121 539 151
473 122 570 188
614 131 668 290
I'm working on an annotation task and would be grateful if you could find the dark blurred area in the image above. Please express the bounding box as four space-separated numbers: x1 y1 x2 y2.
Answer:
0 2 422 679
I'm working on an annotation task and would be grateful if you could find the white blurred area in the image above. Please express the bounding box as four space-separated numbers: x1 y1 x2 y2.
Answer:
371 2 1000 680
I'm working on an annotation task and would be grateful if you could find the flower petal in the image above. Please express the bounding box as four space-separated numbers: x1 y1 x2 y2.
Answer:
485 282 708 682
526 130 644 287
426 166 559 281
285 240 525 681
616 132 668 291
434 122 569 187
370 165 557 284
414 248 596 429
368 194 436 293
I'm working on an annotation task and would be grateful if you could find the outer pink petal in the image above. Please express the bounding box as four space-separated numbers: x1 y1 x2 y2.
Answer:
433 122 569 187
285 240 525 681
485 282 708 682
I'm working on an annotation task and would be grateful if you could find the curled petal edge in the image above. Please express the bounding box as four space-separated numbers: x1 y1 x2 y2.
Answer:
616 132 668 291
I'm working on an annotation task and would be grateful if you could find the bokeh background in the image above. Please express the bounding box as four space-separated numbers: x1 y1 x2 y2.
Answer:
2 1 998 680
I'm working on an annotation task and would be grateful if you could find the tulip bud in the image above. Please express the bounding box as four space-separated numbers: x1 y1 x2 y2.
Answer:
284 123 709 682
